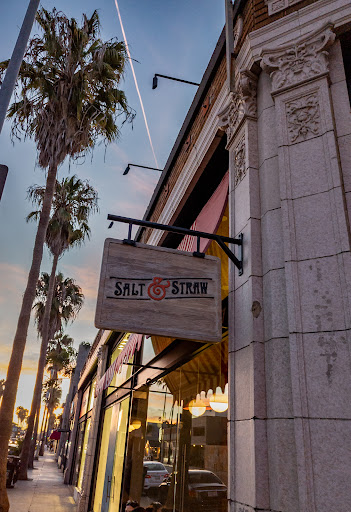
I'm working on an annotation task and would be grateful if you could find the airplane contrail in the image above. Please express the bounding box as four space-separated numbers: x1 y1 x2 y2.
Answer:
114 0 159 169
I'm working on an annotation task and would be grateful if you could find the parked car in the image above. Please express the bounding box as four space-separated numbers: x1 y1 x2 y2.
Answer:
143 461 169 490
158 469 227 512
7 444 20 488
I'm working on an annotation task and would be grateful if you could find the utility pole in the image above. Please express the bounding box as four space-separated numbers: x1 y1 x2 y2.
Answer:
0 0 40 134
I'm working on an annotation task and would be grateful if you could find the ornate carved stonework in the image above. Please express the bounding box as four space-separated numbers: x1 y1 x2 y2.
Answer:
234 137 246 186
286 92 320 143
218 70 257 148
264 0 303 15
260 24 335 93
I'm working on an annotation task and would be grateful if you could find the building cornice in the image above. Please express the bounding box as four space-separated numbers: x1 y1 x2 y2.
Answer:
237 0 351 72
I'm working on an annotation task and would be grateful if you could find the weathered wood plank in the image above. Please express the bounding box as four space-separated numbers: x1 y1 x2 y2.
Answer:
95 239 222 343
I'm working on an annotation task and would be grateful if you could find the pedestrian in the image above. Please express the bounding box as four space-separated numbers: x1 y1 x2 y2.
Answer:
145 502 162 512
125 500 140 512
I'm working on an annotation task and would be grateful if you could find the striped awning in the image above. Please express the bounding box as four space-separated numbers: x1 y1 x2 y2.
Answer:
95 333 143 396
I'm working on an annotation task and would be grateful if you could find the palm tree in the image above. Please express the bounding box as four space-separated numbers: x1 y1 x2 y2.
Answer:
15 406 28 427
19 175 97 477
19 272 83 477
46 333 77 381
42 379 62 445
0 9 133 508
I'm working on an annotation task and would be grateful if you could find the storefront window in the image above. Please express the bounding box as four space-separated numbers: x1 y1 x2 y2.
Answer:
77 417 91 490
87 377 97 412
93 397 130 512
121 339 228 512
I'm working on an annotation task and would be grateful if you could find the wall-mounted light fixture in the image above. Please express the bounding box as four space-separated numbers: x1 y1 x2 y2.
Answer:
123 163 163 175
152 73 200 90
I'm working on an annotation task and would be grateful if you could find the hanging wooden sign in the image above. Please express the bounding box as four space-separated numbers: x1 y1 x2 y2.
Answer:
95 239 222 342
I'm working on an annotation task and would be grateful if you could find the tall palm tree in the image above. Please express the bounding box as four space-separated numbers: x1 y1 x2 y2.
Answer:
20 272 83 477
0 9 133 509
20 175 97 476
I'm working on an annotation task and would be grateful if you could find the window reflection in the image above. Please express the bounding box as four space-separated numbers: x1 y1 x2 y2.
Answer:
121 339 228 512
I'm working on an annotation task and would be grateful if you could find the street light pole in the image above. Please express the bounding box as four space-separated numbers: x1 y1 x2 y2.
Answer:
0 0 40 134
123 163 163 175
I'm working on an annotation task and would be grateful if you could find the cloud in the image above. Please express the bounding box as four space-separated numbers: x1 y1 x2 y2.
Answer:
61 262 99 301
0 262 27 304
128 171 159 197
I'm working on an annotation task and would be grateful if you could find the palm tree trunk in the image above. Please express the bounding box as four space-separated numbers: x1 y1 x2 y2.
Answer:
18 252 59 479
0 164 57 512
39 409 49 456
28 409 40 469
36 407 47 458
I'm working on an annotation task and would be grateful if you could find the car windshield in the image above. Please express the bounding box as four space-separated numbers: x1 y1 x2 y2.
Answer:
144 463 165 471
188 472 223 484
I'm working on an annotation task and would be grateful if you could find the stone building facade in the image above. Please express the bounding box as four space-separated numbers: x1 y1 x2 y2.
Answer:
65 1 351 511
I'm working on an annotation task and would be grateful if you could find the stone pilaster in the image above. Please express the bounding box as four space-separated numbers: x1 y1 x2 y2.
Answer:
261 23 351 512
218 70 269 512
78 345 108 512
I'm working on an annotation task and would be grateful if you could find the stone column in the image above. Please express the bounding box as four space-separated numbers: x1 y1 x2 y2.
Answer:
78 345 108 512
261 23 351 512
218 70 269 512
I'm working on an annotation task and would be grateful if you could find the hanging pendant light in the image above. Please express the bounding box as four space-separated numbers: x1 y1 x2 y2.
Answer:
209 386 228 413
188 393 206 417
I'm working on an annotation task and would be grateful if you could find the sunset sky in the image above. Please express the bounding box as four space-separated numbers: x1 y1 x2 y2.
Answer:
0 1 225 412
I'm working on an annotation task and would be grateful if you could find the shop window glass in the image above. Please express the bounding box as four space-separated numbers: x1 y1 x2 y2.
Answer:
77 417 91 490
87 377 97 412
93 406 113 511
92 398 130 512
72 421 85 487
121 339 228 512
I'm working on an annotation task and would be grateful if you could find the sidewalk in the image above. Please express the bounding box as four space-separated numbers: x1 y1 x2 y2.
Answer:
8 452 77 511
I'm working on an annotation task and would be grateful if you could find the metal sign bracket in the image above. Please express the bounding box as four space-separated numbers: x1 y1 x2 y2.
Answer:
107 214 244 275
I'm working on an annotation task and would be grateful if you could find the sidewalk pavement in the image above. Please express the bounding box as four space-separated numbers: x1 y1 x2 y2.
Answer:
8 451 77 511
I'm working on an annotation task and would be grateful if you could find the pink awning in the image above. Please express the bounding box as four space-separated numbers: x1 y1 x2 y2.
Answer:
178 171 228 253
95 334 143 396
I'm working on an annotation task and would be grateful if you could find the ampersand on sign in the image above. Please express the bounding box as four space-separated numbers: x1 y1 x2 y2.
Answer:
148 277 170 301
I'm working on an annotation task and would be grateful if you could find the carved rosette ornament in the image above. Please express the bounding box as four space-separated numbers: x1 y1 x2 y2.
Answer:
218 70 258 149
286 93 320 143
260 23 335 94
